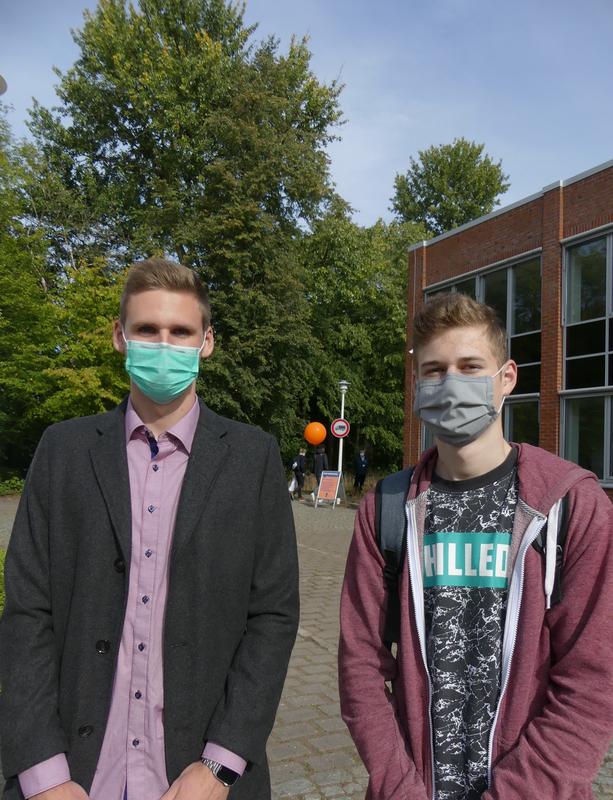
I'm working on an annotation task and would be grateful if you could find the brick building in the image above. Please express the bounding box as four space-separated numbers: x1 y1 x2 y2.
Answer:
404 159 613 499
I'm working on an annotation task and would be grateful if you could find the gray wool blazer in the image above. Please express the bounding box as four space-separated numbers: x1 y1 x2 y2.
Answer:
0 398 299 799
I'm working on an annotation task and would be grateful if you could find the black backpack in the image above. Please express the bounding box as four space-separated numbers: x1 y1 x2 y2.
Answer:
374 467 569 648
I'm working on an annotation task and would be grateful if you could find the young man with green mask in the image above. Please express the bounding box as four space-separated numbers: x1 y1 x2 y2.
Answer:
339 292 613 800
0 258 299 800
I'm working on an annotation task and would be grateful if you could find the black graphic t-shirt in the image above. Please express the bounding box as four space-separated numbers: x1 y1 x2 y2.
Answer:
424 449 518 800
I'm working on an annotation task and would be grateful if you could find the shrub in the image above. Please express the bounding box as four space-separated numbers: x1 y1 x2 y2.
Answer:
0 477 24 496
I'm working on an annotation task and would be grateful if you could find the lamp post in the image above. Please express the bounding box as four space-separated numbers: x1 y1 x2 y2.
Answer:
337 379 349 473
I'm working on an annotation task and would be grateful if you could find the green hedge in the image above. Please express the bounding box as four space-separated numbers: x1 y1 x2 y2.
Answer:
0 477 24 496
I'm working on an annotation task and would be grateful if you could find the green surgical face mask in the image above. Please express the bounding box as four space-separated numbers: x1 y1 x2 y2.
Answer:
123 332 205 405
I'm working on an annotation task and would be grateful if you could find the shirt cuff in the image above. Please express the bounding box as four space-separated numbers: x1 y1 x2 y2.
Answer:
19 754 71 799
202 742 247 776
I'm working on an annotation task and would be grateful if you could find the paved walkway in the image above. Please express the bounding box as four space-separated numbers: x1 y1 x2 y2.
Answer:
1 495 612 797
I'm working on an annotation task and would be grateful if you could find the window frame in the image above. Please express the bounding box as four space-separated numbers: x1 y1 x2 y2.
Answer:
560 231 613 486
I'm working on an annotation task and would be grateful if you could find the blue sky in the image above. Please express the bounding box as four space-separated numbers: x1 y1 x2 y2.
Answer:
1 0 612 226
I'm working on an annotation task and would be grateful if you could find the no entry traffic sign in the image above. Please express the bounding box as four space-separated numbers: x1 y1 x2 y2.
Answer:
331 418 350 438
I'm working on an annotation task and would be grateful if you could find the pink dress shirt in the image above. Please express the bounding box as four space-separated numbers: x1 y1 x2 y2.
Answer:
18 398 246 799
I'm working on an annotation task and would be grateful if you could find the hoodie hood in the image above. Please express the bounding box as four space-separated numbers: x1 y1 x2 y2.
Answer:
513 442 598 516
411 442 598 517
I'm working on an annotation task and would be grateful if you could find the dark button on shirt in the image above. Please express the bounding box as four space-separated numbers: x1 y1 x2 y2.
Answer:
138 643 145 652
132 739 140 748
147 505 156 514
135 691 142 699
145 549 153 558
142 596 150 605
152 464 159 472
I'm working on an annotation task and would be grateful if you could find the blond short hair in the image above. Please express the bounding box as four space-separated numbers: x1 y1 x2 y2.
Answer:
120 257 211 329
413 292 508 365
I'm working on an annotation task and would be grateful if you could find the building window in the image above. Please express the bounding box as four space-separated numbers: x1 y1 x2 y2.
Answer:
562 233 613 482
504 400 539 446
563 396 606 479
479 257 542 396
422 256 541 451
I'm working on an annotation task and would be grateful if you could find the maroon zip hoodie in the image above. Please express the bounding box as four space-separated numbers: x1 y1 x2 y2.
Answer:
339 443 613 799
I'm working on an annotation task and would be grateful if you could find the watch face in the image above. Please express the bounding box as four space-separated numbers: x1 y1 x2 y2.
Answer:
217 765 240 786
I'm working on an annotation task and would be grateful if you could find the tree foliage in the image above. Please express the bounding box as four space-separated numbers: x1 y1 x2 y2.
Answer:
392 137 510 236
21 0 343 454
1 4 513 477
300 200 426 469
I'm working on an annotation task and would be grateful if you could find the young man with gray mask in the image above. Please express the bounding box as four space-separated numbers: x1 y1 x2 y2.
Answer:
339 293 613 800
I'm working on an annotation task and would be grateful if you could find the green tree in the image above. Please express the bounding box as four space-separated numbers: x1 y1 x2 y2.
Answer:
0 107 57 475
0 107 129 475
392 137 510 236
302 200 426 470
23 0 343 454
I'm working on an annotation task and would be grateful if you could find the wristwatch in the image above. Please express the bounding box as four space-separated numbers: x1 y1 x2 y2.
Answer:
201 757 241 787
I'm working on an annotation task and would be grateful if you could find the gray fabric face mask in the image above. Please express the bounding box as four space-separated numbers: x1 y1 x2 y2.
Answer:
414 365 505 446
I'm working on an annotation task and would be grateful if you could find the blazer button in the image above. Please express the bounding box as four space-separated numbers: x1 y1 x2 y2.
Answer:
113 558 126 573
96 639 110 654
78 725 94 737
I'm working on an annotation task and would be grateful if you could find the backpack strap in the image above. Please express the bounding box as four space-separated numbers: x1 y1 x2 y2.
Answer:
375 467 415 648
531 494 569 607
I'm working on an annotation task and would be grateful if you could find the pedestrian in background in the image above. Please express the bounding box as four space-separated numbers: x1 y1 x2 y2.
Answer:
314 445 328 487
353 449 368 492
291 448 306 499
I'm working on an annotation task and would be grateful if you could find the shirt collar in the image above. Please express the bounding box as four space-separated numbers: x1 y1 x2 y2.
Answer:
125 396 200 454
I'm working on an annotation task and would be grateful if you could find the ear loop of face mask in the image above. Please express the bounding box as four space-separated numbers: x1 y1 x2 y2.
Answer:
492 362 507 416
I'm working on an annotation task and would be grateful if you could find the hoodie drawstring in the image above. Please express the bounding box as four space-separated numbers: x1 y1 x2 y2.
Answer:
544 499 563 609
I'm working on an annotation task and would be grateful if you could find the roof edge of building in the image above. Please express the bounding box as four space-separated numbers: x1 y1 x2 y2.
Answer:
407 157 613 253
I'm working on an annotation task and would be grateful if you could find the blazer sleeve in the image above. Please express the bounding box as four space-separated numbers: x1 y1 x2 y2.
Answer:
482 482 613 800
338 493 429 800
0 429 71 778
204 435 299 764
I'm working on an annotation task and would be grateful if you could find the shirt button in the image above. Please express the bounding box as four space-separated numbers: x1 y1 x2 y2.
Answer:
138 642 145 651
135 691 142 699
132 738 140 747
142 595 150 604
145 549 153 558
147 505 156 513
152 464 159 472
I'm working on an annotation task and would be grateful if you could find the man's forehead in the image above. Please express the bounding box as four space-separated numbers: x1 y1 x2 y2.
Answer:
125 289 202 320
417 325 497 363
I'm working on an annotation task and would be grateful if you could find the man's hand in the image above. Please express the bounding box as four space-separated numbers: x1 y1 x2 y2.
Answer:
160 762 230 800
31 782 89 800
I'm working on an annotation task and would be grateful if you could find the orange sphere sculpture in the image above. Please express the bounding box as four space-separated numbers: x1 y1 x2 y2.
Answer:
304 421 326 446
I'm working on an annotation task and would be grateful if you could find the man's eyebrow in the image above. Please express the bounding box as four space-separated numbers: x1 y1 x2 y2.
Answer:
420 356 487 367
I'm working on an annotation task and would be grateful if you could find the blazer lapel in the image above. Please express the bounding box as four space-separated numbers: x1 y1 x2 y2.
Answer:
89 401 132 560
171 400 229 558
